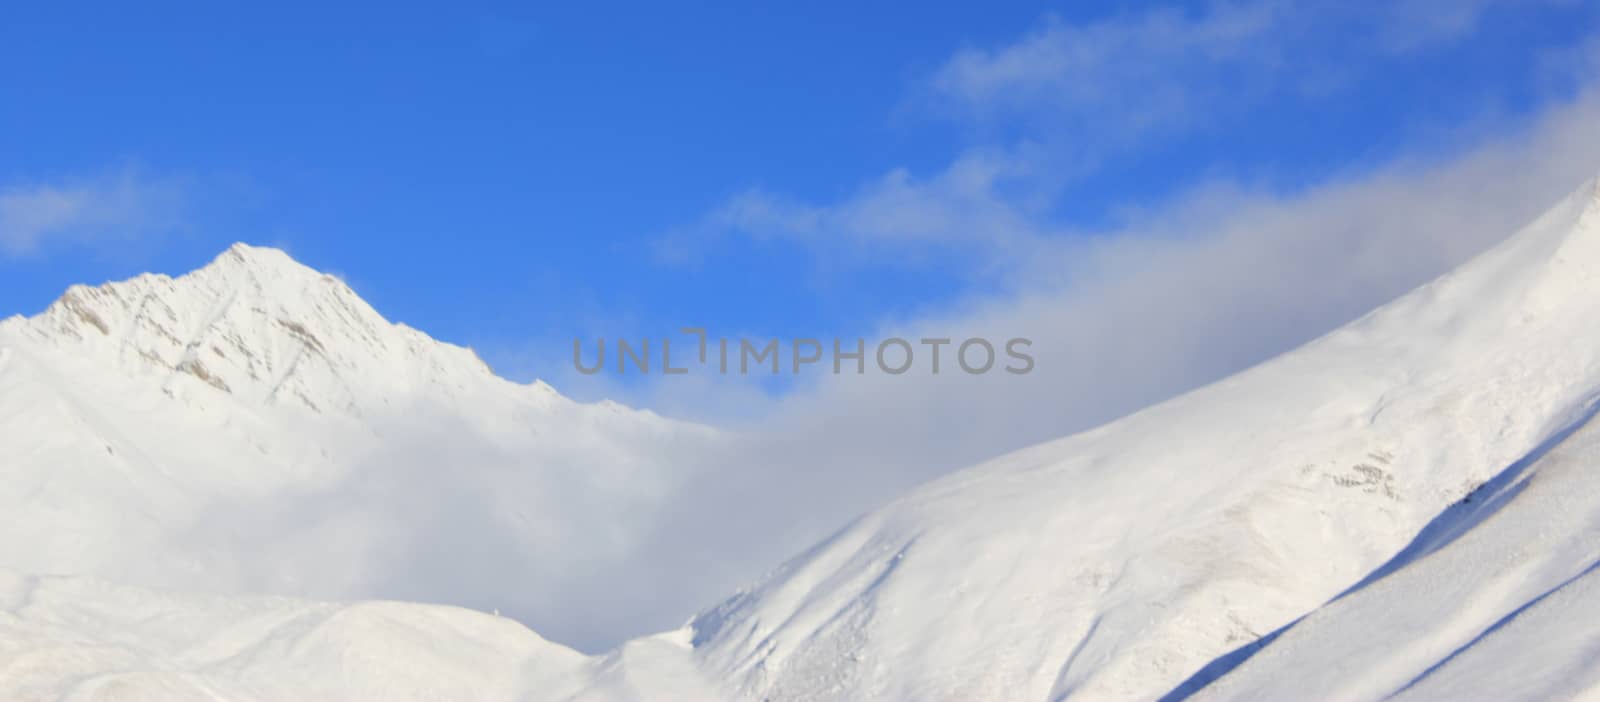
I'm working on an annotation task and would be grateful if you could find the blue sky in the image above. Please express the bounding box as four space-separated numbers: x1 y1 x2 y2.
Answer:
3 1 1599 400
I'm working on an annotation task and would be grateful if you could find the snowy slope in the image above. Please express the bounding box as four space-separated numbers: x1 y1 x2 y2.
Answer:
0 244 716 649
1185 403 1600 701
6 175 1600 701
676 176 1600 700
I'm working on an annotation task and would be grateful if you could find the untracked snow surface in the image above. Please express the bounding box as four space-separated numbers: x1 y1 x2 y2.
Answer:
6 177 1600 700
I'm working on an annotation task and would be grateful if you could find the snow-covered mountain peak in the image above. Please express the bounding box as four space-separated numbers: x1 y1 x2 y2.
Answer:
3 242 498 415
0 242 705 647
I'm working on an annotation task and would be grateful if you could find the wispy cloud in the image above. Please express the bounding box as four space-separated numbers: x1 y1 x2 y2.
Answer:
666 1 1596 274
927 0 1556 134
928 3 1283 137
661 146 1052 274
0 169 185 257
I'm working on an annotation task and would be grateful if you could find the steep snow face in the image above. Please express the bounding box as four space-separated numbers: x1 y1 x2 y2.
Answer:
0 244 716 651
682 177 1600 701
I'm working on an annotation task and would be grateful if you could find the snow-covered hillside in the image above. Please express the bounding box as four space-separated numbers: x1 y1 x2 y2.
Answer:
6 175 1600 701
677 174 1600 700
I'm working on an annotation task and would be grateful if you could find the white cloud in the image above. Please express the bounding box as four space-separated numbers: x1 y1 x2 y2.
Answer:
0 170 185 257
